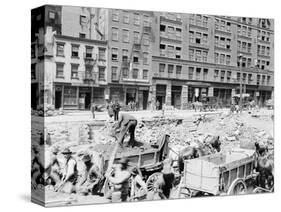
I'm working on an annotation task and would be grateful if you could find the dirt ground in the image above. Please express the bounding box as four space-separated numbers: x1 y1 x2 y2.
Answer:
34 108 274 206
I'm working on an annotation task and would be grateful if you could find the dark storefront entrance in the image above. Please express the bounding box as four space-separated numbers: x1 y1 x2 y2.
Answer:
156 85 166 110
79 87 91 110
31 83 38 109
55 86 62 109
126 88 137 105
171 86 182 109
142 90 149 110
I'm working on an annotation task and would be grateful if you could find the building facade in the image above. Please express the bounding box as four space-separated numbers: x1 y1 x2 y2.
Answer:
31 6 274 110
151 13 274 109
31 5 108 110
105 9 154 110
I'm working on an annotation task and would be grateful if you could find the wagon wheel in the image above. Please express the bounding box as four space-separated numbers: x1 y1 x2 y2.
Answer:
146 172 162 192
227 179 247 195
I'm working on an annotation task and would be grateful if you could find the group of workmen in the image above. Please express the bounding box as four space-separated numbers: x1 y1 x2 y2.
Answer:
31 108 177 202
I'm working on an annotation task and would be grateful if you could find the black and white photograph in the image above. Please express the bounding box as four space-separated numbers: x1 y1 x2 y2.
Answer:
30 4 274 207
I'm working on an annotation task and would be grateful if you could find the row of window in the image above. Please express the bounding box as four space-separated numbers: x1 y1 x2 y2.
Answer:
55 63 106 81
159 44 181 59
237 25 252 37
111 67 149 80
257 59 270 70
112 10 151 26
111 28 150 45
56 42 106 60
215 19 231 32
257 30 270 42
190 14 208 27
111 47 149 64
238 41 252 53
160 24 182 40
257 74 271 85
189 48 208 62
157 65 271 86
159 63 182 76
257 45 270 56
215 53 231 65
188 67 209 80
237 57 252 68
189 30 208 45
215 36 231 49
213 69 233 82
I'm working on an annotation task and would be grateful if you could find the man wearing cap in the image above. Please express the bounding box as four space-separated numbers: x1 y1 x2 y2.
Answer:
105 157 131 202
78 154 104 195
114 113 137 147
56 148 78 193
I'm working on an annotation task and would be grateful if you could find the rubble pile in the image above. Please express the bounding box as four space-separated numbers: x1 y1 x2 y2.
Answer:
32 104 64 117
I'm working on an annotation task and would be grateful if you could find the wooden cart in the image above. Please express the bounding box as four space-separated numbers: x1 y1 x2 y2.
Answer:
177 148 257 197
103 134 170 197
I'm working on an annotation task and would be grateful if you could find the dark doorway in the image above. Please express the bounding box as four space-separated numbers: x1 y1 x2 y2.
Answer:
143 90 149 110
55 90 62 109
85 92 91 109
156 96 165 110
31 84 38 109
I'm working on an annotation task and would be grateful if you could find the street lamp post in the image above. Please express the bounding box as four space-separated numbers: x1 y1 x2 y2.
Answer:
238 53 243 112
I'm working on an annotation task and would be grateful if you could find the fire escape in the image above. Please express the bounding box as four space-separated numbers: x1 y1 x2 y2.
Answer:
118 21 152 97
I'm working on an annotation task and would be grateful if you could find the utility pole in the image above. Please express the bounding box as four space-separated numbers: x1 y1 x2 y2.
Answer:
238 53 243 113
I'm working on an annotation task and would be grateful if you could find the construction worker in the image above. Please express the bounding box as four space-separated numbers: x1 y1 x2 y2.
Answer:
105 157 131 202
114 113 137 147
56 148 78 193
130 167 147 201
78 153 105 195
45 146 61 187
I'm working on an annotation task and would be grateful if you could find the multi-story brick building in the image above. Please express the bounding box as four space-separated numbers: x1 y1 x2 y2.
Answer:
31 5 108 110
105 9 154 110
151 13 274 109
31 6 274 110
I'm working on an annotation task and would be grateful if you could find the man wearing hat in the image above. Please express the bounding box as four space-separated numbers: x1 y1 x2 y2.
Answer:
78 154 104 195
106 157 131 202
56 148 78 193
114 113 138 147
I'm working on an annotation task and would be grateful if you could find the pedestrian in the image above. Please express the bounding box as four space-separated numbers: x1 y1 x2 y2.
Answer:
105 157 131 202
113 100 121 121
56 148 78 194
90 103 95 119
130 167 147 201
107 101 114 118
114 113 138 147
156 100 160 110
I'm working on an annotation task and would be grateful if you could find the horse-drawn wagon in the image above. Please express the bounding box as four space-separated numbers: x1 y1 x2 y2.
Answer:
177 148 257 197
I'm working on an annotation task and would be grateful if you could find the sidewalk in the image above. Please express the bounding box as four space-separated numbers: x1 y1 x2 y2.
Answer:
34 108 232 124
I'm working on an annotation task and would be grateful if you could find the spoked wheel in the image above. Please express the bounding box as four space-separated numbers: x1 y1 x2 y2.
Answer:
146 172 162 192
227 179 247 195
